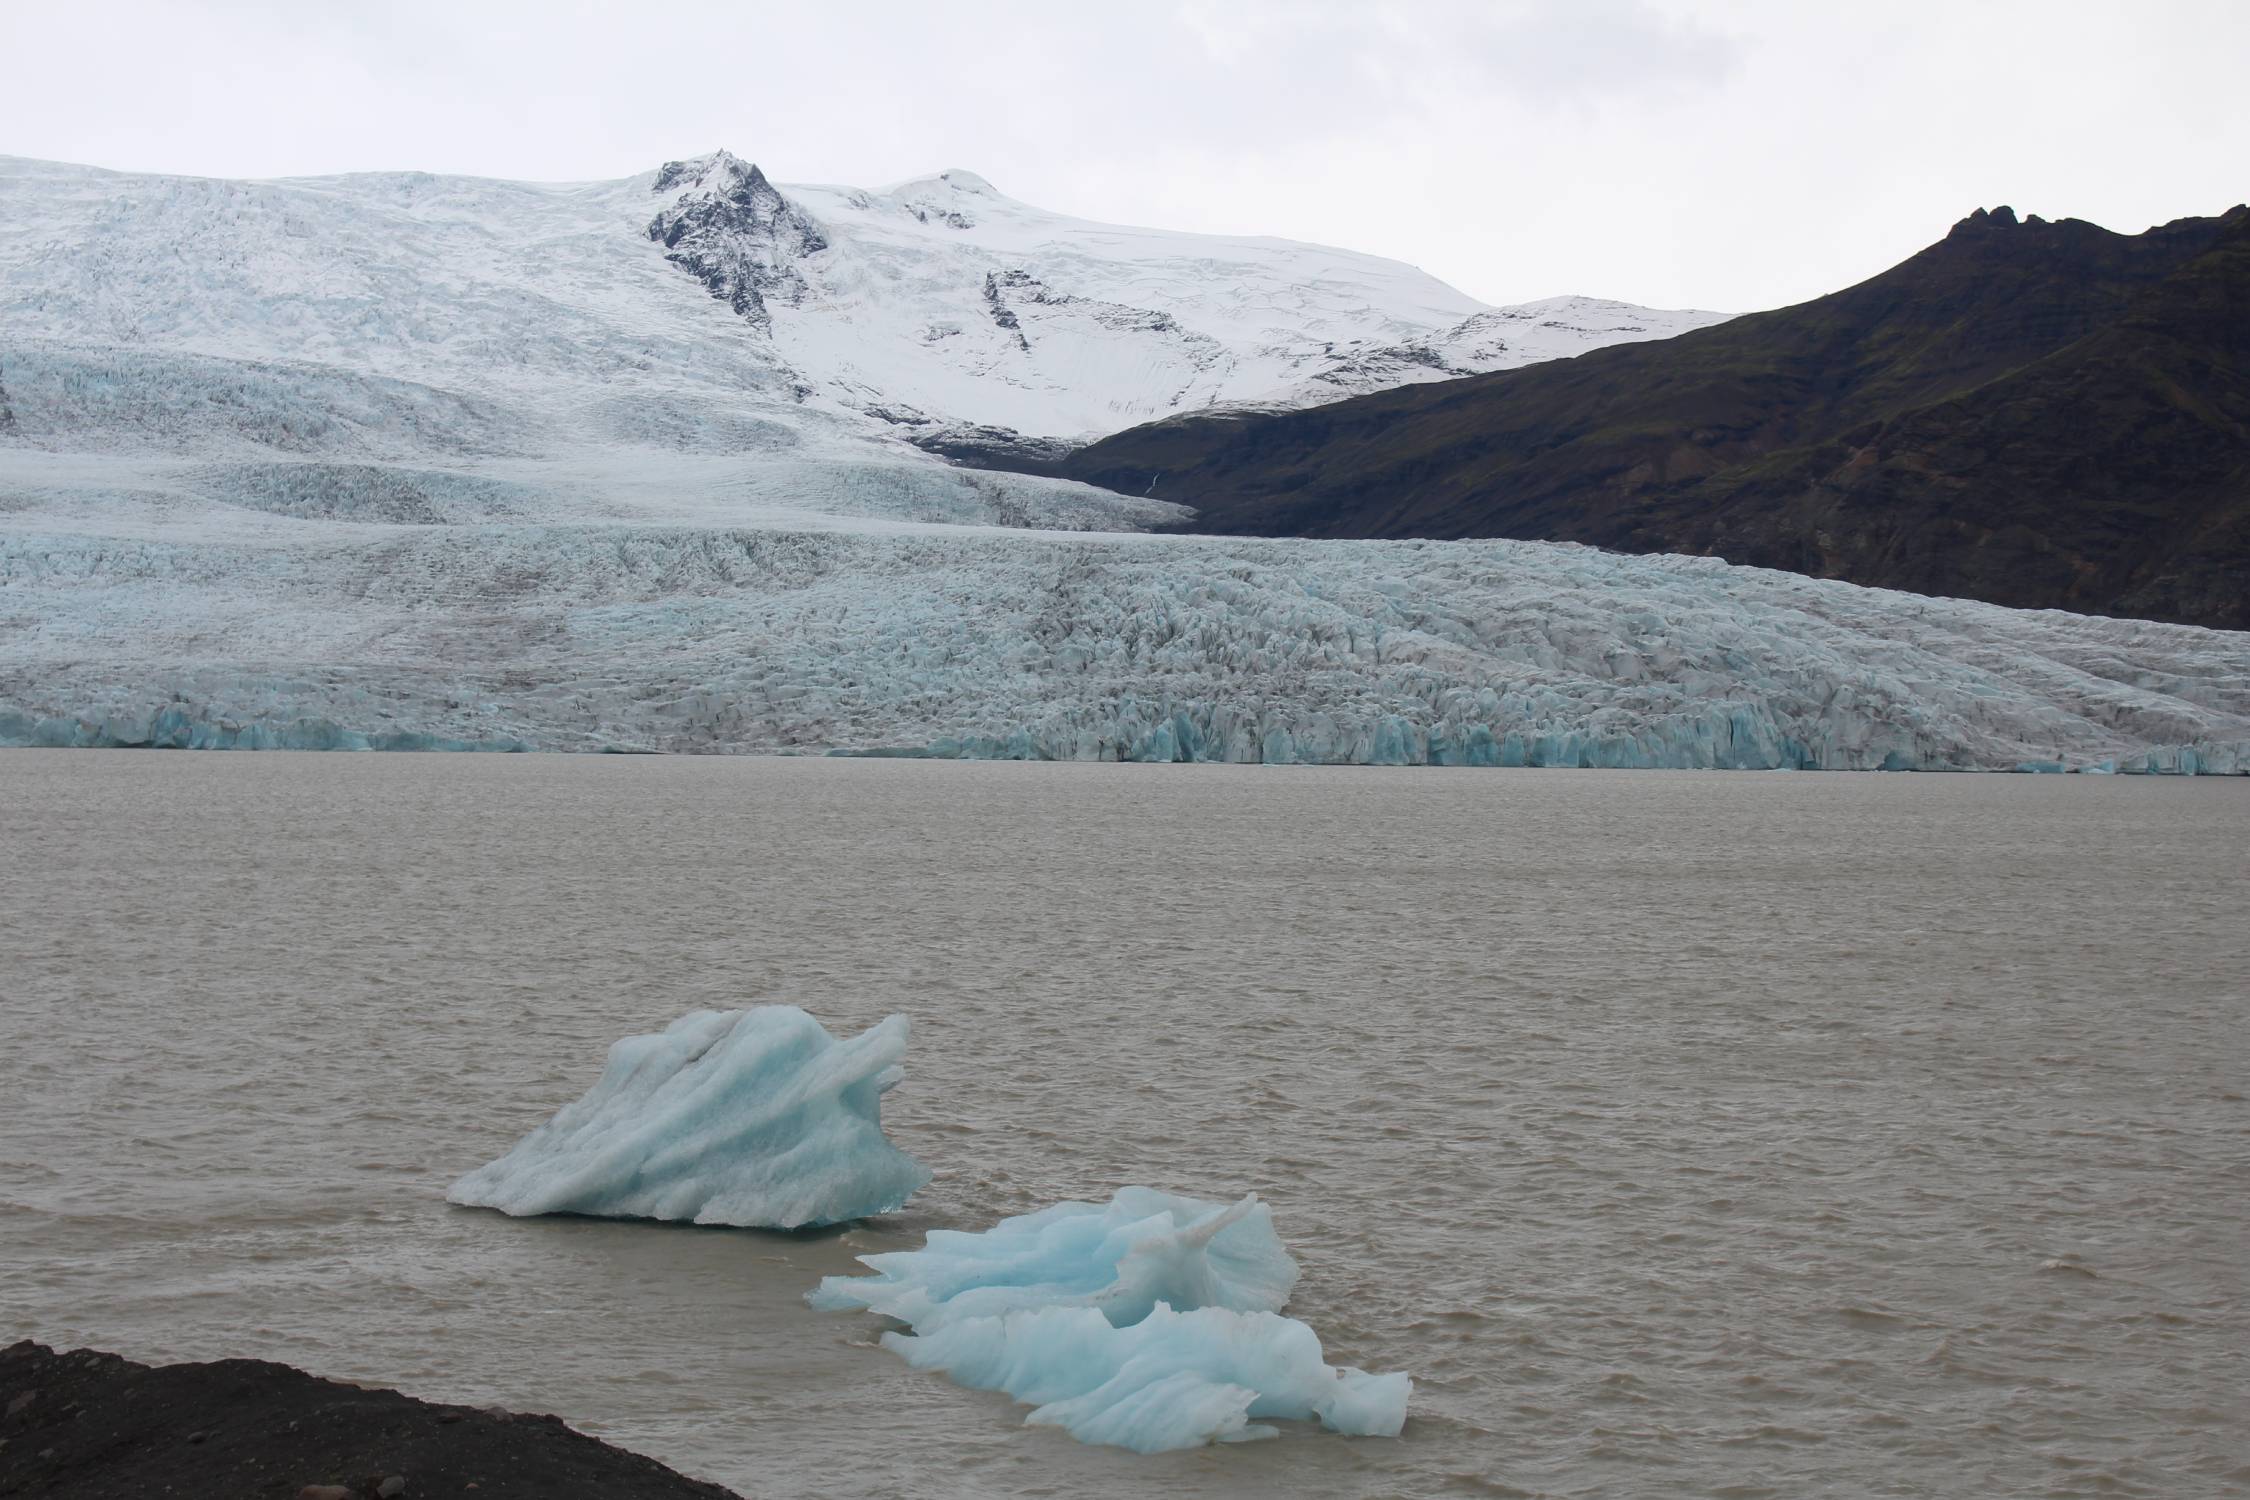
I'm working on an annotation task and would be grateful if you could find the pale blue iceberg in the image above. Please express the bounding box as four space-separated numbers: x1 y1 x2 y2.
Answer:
883 1302 1412 1452
811 1187 1408 1451
447 1006 929 1229
808 1187 1299 1330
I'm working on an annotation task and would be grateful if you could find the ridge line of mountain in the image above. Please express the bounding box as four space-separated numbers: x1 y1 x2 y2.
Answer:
1036 203 2250 629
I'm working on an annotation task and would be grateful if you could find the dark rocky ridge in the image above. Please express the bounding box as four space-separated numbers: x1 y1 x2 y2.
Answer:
981 270 1031 350
648 151 828 329
0 1341 740 1500
1050 205 2250 630
907 421 1083 472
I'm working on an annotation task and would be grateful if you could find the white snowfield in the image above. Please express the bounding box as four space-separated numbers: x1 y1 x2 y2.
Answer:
773 166 1729 435
0 151 1725 446
0 150 2245 771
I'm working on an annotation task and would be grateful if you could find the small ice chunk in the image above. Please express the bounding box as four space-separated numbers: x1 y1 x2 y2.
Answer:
884 1303 1412 1453
447 1006 929 1230
808 1186 1299 1329
811 1186 1409 1450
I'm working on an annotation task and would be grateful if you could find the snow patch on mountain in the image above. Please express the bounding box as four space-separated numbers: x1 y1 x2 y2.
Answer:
757 164 1729 438
1290 297 1732 401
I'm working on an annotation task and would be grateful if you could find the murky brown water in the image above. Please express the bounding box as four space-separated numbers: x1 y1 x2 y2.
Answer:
2 752 2245 1498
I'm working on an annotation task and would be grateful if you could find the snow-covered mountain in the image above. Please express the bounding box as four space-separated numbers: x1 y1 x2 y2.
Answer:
766 159 1728 437
2 151 2245 770
0 151 1725 451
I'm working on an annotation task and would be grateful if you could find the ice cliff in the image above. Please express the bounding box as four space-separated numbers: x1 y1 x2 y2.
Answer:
813 1188 1408 1452
3 506 2244 772
447 1007 929 1230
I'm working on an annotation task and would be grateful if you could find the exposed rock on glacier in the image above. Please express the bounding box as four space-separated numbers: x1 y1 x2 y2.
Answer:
886 1303 1411 1453
647 152 830 329
811 1188 1406 1452
447 1007 929 1230
808 1188 1300 1331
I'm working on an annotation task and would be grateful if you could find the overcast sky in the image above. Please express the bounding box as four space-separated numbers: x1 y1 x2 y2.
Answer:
3 0 2243 312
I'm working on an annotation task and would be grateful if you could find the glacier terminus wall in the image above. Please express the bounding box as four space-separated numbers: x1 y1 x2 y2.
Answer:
3 512 2243 772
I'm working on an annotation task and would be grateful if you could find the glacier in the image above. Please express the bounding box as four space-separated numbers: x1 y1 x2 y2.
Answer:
0 151 1724 449
3 503 2245 772
808 1188 1301 1331
447 1007 930 1230
2 150 2246 772
812 1188 1408 1452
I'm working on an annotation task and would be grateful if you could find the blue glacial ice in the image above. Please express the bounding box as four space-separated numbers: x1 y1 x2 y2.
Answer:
4 512 2245 773
809 1188 1301 1330
812 1187 1408 1452
887 1303 1411 1453
447 1006 929 1230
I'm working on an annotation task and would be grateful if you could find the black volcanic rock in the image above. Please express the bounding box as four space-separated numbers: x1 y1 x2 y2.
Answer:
981 270 1032 350
908 421 1081 473
1053 205 2250 629
648 151 828 328
0 1341 740 1500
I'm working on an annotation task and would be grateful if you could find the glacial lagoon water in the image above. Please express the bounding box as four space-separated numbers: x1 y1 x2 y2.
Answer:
1 752 2245 1498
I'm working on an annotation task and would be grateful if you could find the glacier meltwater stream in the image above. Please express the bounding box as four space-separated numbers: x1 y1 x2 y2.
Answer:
1 754 2245 1498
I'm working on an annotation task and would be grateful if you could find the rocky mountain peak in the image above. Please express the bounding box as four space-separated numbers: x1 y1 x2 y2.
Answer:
1949 204 2026 237
647 151 828 329
652 149 759 196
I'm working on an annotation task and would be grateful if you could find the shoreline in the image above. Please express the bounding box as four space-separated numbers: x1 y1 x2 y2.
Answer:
0 741 2238 774
0 1342 739 1500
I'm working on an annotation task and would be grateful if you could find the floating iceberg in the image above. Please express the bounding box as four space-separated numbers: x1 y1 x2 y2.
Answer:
812 1187 1408 1452
887 1302 1411 1453
447 1006 929 1230
808 1188 1300 1330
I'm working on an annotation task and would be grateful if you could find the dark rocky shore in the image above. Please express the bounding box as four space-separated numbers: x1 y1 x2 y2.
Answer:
0 1343 741 1499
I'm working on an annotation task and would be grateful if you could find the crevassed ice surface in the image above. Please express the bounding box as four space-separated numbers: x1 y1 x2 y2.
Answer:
884 1303 1413 1454
446 1006 929 1230
810 1188 1301 1331
2 509 2245 771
